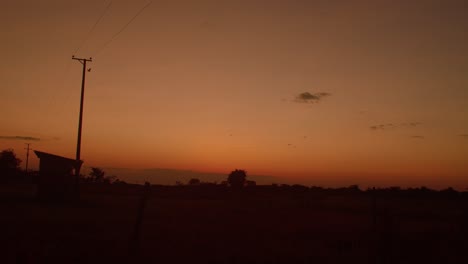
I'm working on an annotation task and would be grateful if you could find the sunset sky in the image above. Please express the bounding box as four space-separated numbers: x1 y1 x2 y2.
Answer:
1 0 467 188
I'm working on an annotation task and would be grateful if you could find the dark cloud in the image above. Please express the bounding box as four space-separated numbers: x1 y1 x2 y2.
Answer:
411 135 425 139
370 122 422 131
294 92 331 103
459 134 468 138
0 136 40 141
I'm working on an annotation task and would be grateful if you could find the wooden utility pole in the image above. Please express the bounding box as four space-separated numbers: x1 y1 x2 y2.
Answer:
72 56 92 196
24 143 31 172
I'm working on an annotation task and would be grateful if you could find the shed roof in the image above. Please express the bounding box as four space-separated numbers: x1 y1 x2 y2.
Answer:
34 150 83 166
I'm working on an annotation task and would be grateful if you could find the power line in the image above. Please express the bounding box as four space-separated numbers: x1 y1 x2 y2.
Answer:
93 1 152 56
73 0 113 56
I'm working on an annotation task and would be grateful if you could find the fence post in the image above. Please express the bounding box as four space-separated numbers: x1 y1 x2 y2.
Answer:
129 182 151 260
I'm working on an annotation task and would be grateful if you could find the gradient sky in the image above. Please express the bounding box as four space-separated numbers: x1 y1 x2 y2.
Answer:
1 0 468 188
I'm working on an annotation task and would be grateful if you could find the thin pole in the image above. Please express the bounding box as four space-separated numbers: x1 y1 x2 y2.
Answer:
24 143 31 172
72 56 92 196
76 58 87 162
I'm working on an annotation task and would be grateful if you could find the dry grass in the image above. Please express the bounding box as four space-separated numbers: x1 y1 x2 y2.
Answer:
0 184 467 263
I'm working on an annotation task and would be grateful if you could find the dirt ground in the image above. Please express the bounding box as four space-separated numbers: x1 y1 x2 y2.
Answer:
1 183 467 264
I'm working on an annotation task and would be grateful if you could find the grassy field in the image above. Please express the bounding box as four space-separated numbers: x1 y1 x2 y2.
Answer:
0 183 467 263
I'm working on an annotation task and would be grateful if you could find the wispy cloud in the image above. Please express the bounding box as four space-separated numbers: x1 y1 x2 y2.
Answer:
294 92 331 104
0 136 41 141
459 134 468 138
410 135 425 139
401 122 422 127
370 122 422 131
370 123 394 130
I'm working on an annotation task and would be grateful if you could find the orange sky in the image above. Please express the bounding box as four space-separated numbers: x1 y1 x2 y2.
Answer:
1 0 468 189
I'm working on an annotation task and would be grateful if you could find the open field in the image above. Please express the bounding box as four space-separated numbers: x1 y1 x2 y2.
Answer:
1 183 467 264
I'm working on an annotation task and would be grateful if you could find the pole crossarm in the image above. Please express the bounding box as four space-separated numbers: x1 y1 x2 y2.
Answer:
72 56 93 63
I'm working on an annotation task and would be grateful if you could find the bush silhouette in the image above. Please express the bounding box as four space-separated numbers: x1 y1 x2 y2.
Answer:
87 167 116 184
246 180 256 187
89 167 105 182
227 169 247 189
0 149 21 181
188 178 201 185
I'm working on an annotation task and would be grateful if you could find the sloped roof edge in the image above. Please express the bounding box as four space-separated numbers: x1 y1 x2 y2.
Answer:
34 150 83 165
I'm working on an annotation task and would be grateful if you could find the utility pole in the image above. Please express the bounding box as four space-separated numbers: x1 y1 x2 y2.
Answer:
24 143 31 172
72 55 92 196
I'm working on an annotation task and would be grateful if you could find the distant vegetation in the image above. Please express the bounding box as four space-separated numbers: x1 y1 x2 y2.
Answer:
0 148 466 196
82 167 117 184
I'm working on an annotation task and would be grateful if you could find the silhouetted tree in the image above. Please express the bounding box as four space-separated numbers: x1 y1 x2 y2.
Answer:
188 178 201 185
88 167 116 184
227 169 247 189
0 149 21 180
89 167 105 182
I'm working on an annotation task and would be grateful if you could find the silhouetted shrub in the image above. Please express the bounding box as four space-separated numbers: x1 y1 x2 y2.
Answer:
0 149 21 181
113 179 128 185
188 178 201 185
220 181 228 186
245 180 256 187
440 187 458 197
86 167 116 184
291 184 309 192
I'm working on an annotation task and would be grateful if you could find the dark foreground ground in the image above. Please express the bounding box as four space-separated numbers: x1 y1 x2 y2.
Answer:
1 183 467 264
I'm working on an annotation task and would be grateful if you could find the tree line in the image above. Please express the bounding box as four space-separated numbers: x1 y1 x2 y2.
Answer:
1 148 466 196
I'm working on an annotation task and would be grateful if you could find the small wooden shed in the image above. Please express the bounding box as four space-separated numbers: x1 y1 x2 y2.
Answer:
34 150 82 201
